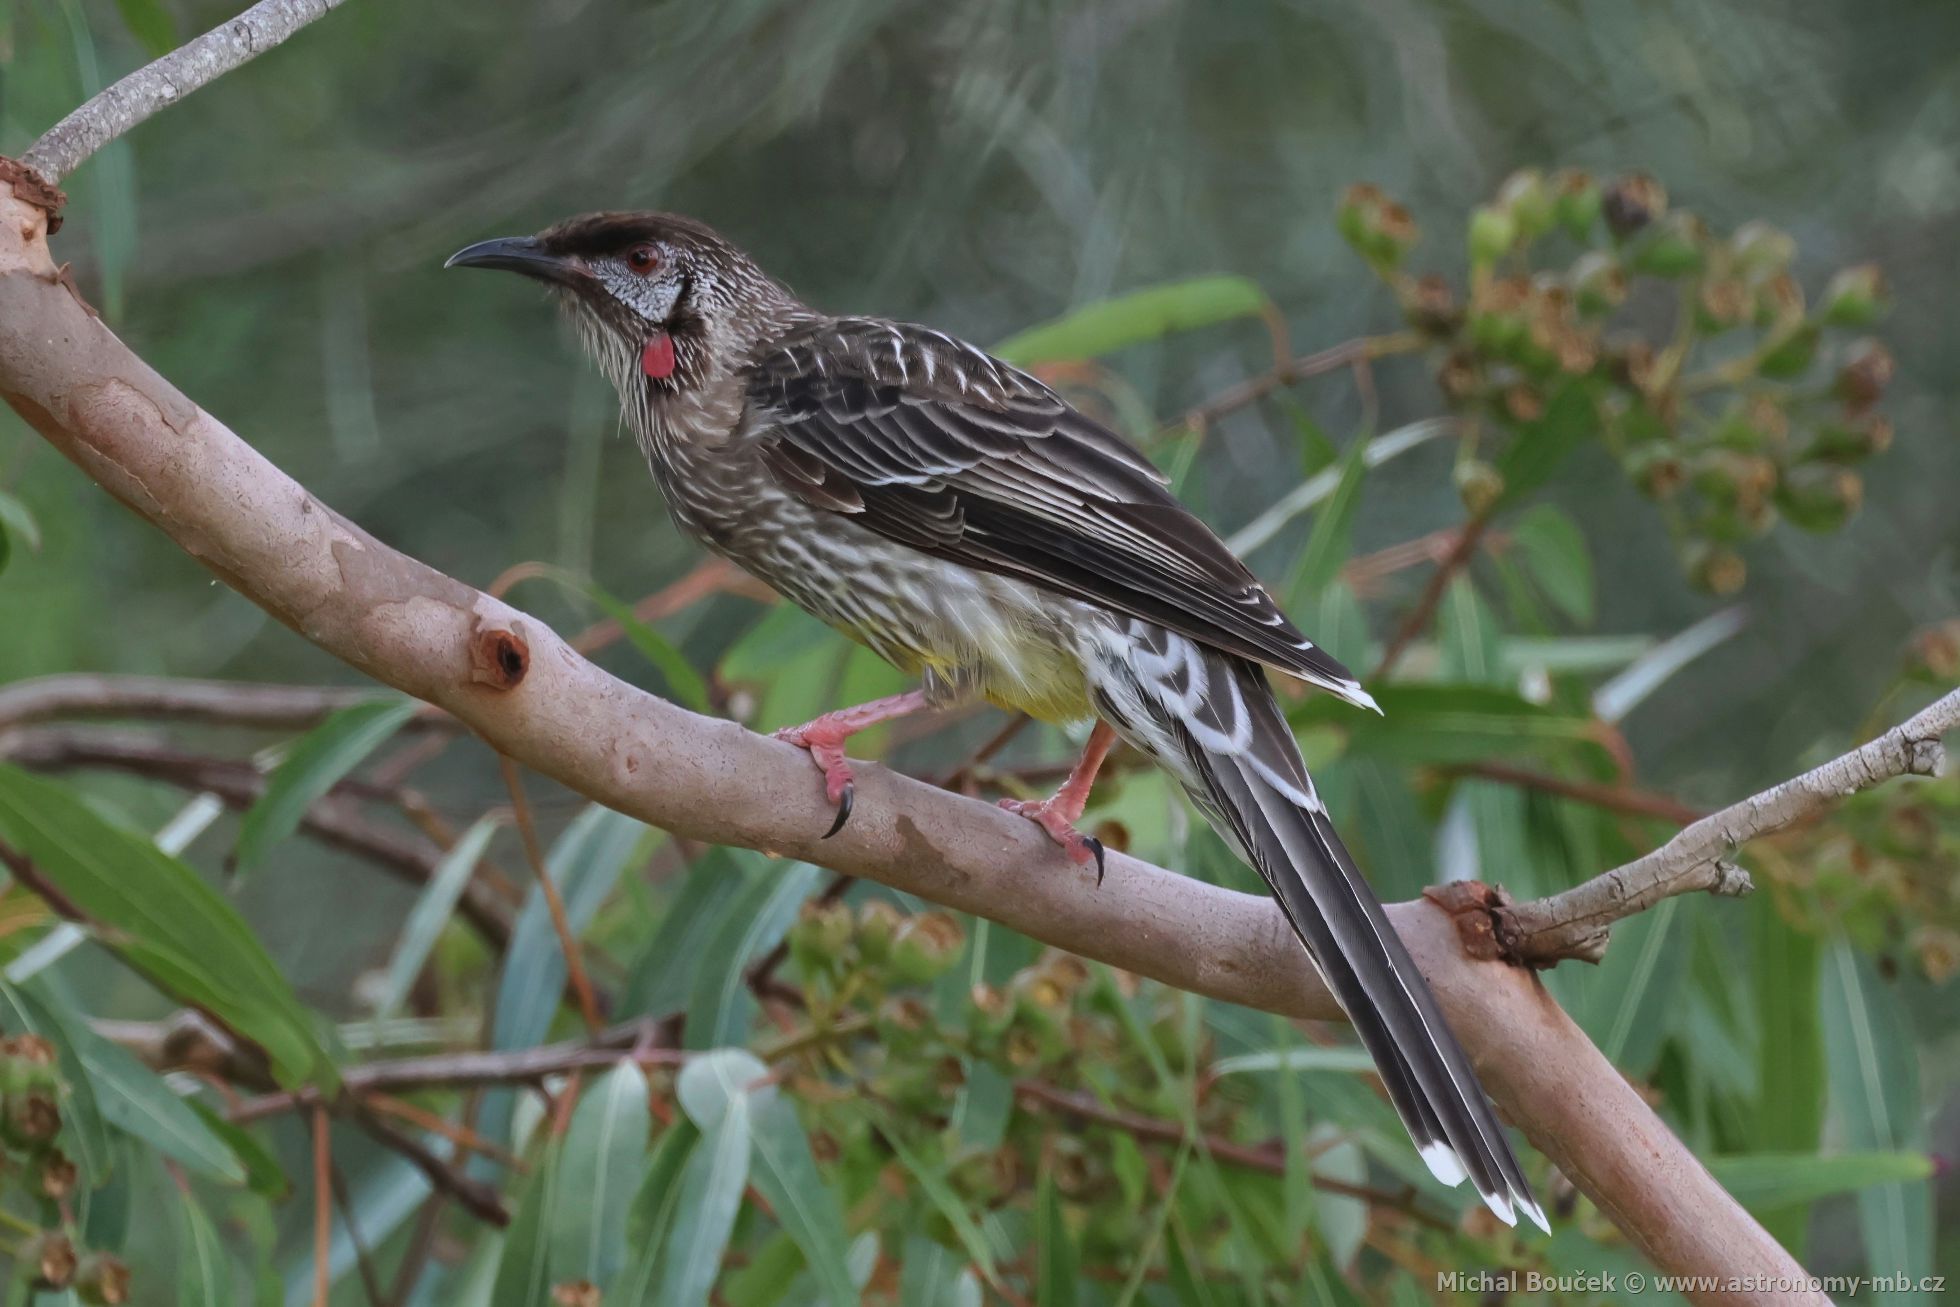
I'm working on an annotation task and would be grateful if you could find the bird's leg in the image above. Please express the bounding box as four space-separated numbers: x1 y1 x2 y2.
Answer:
999 721 1118 885
774 690 932 838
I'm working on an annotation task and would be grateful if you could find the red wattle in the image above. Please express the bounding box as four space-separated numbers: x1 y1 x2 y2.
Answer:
641 332 676 380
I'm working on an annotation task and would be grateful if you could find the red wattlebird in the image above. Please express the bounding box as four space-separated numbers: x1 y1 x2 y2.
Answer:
448 213 1547 1231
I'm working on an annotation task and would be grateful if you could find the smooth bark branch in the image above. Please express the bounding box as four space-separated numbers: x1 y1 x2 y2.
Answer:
1501 687 1957 964
0 183 1827 1303
21 0 348 185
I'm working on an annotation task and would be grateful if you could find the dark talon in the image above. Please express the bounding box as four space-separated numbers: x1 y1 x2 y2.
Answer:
822 781 854 839
1086 836 1105 887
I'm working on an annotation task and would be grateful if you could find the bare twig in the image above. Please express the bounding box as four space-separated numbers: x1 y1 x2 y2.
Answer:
311 1105 331 1307
1447 761 1705 827
1498 687 1958 964
499 756 603 1032
1012 1079 1450 1230
22 0 350 184
1372 513 1492 681
0 179 1829 1301
350 1108 509 1228
1172 331 1423 438
3 727 513 944
0 674 400 732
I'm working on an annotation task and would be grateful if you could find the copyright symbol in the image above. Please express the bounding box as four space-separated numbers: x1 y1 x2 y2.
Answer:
1626 1272 1647 1294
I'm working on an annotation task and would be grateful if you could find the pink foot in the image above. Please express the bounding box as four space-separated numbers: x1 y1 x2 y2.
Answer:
774 722 858 838
772 690 931 838
998 795 1107 885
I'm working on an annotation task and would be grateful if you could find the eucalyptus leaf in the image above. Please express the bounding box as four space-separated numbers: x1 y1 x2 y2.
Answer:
994 276 1269 365
376 813 505 1021
553 1060 653 1288
653 1088 753 1307
233 697 420 875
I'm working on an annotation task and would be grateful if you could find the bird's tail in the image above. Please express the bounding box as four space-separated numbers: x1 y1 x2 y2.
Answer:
1092 627 1547 1232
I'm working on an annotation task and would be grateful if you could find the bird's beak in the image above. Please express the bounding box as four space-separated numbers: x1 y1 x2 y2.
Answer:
444 236 587 288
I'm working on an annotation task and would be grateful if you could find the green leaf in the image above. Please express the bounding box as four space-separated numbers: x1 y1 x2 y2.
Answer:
1822 938 1933 1304
0 980 111 1186
111 0 175 55
898 1236 982 1307
1284 434 1370 606
654 1082 753 1307
619 849 752 1019
188 1101 289 1198
176 1192 234 1303
608 1121 701 1306
994 276 1269 365
684 860 824 1050
1496 381 1598 502
234 697 420 875
879 1124 997 1279
1510 504 1595 624
0 489 42 554
1293 684 1603 768
748 1081 856 1307
376 813 505 1020
574 574 714 714
1035 1161 1078 1307
1207 1047 1377 1077
1707 1151 1934 1214
0 765 331 1086
492 1149 560 1307
552 1060 652 1289
1438 577 1501 686
1749 898 1824 1252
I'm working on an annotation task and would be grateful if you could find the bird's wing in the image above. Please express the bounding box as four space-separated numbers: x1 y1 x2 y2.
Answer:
748 317 1371 705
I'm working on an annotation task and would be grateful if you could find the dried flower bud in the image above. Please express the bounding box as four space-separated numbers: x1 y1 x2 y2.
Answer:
551 1282 601 1307
1602 172 1668 239
1696 277 1749 332
75 1253 131 1305
968 983 1014 1038
3 1091 62 1147
855 898 903 962
1685 543 1747 596
25 1232 77 1290
1753 271 1806 327
1628 446 1687 499
1710 395 1790 452
1835 339 1895 410
1401 273 1460 336
1730 221 1796 279
1338 184 1419 270
1454 459 1506 516
1805 411 1893 463
37 1149 77 1201
1502 384 1545 423
1606 339 1659 396
1776 464 1864 532
1468 205 1518 266
1569 251 1627 315
1436 350 1481 404
1820 264 1888 327
1691 451 1777 509
1551 168 1601 241
1907 620 1960 683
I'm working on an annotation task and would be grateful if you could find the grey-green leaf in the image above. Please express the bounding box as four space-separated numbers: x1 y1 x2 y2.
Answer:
653 1088 753 1307
234 697 421 875
749 1081 857 1307
1511 503 1595 624
552 1060 652 1288
376 813 505 1021
994 277 1269 366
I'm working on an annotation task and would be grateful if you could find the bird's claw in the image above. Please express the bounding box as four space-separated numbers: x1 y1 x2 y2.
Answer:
823 780 854 839
775 725 857 839
998 796 1106 887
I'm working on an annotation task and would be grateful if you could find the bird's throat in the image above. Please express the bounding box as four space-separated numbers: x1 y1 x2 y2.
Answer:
641 330 677 380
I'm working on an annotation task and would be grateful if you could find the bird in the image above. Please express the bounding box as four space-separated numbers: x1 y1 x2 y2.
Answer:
447 212 1548 1232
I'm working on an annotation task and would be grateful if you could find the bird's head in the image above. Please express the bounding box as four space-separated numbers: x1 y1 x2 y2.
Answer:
446 211 790 399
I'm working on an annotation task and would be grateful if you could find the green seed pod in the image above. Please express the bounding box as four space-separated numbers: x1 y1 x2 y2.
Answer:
1776 464 1864 532
1453 459 1506 516
1495 168 1554 243
1436 350 1481 405
1819 264 1888 327
1690 450 1776 510
787 899 853 976
1569 252 1627 315
855 898 903 963
1337 184 1418 270
968 983 1014 1040
1834 339 1895 411
75 1253 132 1305
1696 277 1750 333
37 1149 77 1201
1684 542 1747 596
1629 212 1707 278
1602 172 1668 239
2 1090 62 1148
889 912 964 984
1468 204 1518 267
874 996 933 1051
1805 412 1893 463
1730 221 1797 280
1756 323 1820 379
1401 273 1460 336
1551 168 1602 241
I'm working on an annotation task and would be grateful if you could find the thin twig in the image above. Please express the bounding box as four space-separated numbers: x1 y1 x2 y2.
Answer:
1171 331 1424 438
23 0 351 184
311 1105 332 1307
350 1108 510 1228
1372 514 1492 681
1013 1080 1450 1231
1448 761 1705 826
1497 687 1958 964
0 674 399 732
328 1162 385 1307
498 756 603 1032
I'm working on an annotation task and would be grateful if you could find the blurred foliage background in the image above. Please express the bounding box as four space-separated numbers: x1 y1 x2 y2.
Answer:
0 0 1955 1302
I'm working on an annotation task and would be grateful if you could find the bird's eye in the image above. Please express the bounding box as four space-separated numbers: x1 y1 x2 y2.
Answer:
625 243 662 276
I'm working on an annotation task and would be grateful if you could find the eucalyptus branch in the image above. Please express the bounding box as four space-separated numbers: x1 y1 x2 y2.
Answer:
1498 686 1957 964
0 674 408 732
0 184 1828 1301
21 0 349 185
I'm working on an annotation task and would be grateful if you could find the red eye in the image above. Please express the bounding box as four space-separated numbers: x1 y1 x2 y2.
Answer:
625 243 661 275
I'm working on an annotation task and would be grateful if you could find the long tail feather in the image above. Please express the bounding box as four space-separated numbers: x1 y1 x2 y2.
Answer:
1093 626 1546 1232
